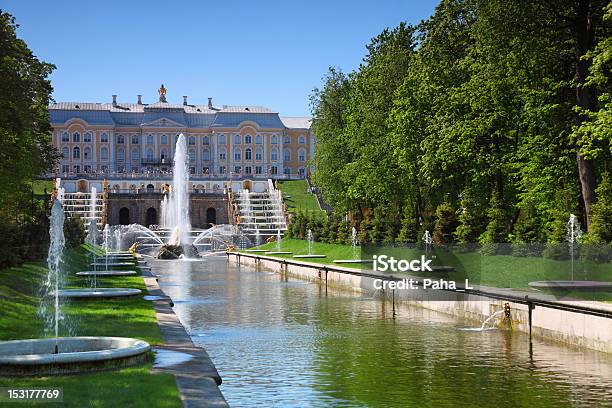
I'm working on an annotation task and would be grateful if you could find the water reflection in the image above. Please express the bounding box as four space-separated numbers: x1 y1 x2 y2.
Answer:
150 258 612 407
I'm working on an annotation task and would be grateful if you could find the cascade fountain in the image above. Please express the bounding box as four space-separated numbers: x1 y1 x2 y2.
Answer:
264 228 292 255
332 225 373 264
0 199 150 376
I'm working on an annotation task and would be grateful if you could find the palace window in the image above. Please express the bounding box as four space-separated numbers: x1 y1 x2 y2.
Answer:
271 147 278 162
189 148 196 162
160 148 167 160
298 148 306 162
73 165 80 173
117 135 125 144
61 147 69 159
298 167 305 176
233 134 241 145
62 132 69 142
117 147 124 161
283 135 290 144
255 166 262 175
245 148 252 160
72 132 80 142
101 133 108 143
147 134 154 145
203 166 209 174
271 135 278 145
161 134 168 145
234 149 242 161
100 147 108 161
255 135 262 144
270 165 278 175
131 135 139 144
245 134 252 144
284 167 291 175
219 151 226 161
189 136 196 146
84 165 92 174
72 146 80 159
62 165 69 174
190 167 196 175
131 149 139 161
299 136 306 144
284 149 291 161
203 135 210 145
84 147 91 160
218 134 226 145
147 148 154 160
255 147 262 161
202 149 210 161
245 166 252 175
100 165 108 173
234 166 241 174
219 166 226 174
84 132 92 143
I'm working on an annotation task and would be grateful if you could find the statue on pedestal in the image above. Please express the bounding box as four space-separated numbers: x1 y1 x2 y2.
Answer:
158 84 167 103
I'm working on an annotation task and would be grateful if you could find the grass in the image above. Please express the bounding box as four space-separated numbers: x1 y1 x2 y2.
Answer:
245 238 612 301
0 245 182 407
278 180 323 213
30 179 54 195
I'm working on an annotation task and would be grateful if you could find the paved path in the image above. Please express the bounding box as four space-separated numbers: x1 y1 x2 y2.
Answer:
141 262 229 408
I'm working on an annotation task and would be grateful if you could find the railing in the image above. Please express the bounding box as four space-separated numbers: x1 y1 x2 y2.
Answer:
107 188 226 196
44 172 306 181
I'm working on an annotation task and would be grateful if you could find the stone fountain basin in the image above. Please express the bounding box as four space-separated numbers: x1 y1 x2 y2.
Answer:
56 288 142 299
90 262 136 268
528 280 612 291
76 270 138 277
332 259 374 264
0 337 150 376
265 251 293 255
293 254 327 258
245 249 268 253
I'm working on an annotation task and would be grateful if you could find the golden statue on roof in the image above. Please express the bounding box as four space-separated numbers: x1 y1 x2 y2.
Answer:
158 84 167 103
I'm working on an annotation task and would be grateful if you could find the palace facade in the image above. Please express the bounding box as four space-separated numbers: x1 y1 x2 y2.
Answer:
49 87 313 194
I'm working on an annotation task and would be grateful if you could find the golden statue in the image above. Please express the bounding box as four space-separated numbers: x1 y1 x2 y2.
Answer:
158 84 167 102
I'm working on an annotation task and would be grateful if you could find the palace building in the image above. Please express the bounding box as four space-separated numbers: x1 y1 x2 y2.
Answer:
49 85 313 194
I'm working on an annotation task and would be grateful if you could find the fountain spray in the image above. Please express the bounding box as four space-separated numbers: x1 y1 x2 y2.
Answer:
48 200 65 354
567 214 582 280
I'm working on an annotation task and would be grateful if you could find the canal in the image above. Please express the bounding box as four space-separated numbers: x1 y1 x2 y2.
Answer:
150 257 612 407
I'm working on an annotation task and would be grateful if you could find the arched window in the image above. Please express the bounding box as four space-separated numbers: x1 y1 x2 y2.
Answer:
84 132 92 142
61 147 69 158
271 135 278 145
298 148 306 162
284 135 290 144
219 151 226 161
245 148 252 160
234 148 242 161
189 136 196 145
100 147 108 161
117 134 125 144
299 136 306 144
234 134 241 144
255 147 262 161
255 134 262 144
101 133 108 143
160 148 167 160
117 147 124 161
72 132 80 142
131 135 139 144
284 149 291 161
218 134 226 145
84 146 91 160
72 146 80 159
203 135 210 145
131 149 139 161
245 134 252 144
161 134 168 145
147 134 154 145
189 148 196 162
202 148 210 161
271 147 278 161
147 148 154 160
62 132 69 142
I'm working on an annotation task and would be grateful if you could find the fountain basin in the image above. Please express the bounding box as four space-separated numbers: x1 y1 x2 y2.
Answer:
76 270 138 277
90 262 135 268
245 249 268 253
332 259 374 264
56 288 142 299
293 255 327 259
528 281 612 291
265 251 293 255
0 337 150 376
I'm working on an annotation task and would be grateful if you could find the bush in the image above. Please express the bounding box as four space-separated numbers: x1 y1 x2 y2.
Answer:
433 202 456 244
64 215 86 248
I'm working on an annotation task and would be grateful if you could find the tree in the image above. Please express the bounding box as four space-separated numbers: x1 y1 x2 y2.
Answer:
433 203 456 245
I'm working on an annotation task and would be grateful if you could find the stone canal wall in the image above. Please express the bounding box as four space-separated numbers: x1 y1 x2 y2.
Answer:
228 253 612 354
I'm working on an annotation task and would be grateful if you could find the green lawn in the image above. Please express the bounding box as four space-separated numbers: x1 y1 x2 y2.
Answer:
278 180 323 213
30 179 54 195
0 246 181 407
245 238 612 300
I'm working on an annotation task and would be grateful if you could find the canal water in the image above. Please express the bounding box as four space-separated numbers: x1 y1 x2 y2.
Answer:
150 257 612 407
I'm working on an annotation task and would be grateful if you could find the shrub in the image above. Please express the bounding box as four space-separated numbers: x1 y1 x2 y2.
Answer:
64 215 86 248
433 202 456 245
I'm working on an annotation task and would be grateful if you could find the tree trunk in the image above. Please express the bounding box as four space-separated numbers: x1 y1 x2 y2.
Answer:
574 0 598 229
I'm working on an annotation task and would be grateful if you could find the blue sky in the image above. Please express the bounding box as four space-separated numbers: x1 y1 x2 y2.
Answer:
4 0 438 116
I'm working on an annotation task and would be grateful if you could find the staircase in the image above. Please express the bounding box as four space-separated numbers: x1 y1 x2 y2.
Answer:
233 180 287 239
